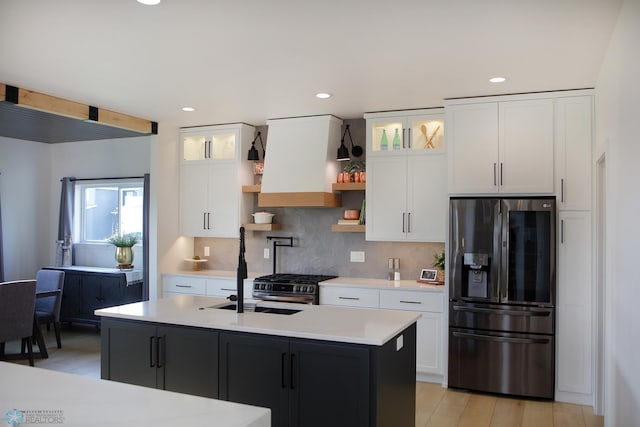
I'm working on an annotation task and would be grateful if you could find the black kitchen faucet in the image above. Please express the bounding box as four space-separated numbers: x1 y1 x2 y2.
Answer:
266 236 294 275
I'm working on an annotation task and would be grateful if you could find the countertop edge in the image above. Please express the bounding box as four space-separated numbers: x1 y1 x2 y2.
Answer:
95 296 421 347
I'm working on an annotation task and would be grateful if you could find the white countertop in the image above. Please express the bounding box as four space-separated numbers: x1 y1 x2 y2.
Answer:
162 271 445 292
0 362 270 427
320 276 445 292
95 295 420 346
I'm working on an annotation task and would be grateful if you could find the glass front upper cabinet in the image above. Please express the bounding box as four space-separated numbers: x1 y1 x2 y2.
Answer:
182 130 237 161
365 110 445 155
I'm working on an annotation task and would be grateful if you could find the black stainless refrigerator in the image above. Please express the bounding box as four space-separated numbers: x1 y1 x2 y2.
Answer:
448 197 556 399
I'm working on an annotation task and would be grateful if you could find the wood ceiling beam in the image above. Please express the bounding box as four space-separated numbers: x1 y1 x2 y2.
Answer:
1 82 157 135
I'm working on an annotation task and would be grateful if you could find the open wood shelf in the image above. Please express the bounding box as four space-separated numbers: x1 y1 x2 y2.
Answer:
243 223 282 231
332 182 366 191
242 184 261 193
331 224 365 233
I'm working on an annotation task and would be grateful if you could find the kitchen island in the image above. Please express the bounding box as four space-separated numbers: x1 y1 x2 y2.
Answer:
96 295 419 427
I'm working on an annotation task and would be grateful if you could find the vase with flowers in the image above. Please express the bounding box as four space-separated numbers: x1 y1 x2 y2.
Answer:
108 233 138 269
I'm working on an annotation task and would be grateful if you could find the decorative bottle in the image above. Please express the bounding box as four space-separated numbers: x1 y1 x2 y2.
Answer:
380 129 388 151
392 128 401 150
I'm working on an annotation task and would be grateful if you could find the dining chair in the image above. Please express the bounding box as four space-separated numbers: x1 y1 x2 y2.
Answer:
34 269 65 349
0 280 37 366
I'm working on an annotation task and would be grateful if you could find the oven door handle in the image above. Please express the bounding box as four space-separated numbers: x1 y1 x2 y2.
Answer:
253 295 314 304
452 305 551 317
452 331 550 345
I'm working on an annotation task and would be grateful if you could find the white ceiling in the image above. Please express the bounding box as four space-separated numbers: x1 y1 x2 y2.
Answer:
0 0 622 128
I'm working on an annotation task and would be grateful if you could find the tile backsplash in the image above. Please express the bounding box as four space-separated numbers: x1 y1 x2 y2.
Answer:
192 205 444 281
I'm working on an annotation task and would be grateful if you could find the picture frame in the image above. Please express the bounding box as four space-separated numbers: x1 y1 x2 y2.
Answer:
419 269 438 282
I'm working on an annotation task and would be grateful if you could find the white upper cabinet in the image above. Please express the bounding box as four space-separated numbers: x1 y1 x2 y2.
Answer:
365 109 447 242
365 110 445 156
181 128 238 161
447 97 554 195
446 103 499 194
180 123 254 238
554 96 593 211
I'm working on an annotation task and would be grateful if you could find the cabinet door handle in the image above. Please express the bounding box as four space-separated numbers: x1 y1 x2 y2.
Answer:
561 178 565 203
500 163 504 186
221 288 236 292
149 336 155 367
561 219 565 244
339 296 360 301
407 212 411 233
493 163 497 186
290 354 296 390
203 212 207 230
207 212 211 229
402 212 406 233
400 300 422 304
156 336 164 369
175 284 192 288
402 128 406 149
281 353 287 388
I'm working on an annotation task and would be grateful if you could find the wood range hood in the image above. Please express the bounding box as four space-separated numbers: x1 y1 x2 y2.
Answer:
258 115 343 208
0 82 157 143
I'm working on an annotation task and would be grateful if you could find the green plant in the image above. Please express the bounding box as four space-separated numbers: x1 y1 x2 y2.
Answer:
343 159 365 173
108 233 138 247
433 250 445 271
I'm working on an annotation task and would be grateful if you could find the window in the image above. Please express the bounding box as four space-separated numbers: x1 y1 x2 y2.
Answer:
75 180 143 243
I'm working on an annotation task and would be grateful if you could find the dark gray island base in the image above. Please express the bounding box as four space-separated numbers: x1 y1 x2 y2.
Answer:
101 317 416 427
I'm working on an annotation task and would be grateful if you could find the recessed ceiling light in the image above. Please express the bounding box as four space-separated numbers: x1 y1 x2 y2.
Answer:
489 77 506 83
315 93 332 99
137 0 161 5
181 107 196 112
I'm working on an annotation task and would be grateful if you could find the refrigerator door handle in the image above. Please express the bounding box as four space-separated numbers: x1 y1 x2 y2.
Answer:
452 305 552 317
452 331 550 345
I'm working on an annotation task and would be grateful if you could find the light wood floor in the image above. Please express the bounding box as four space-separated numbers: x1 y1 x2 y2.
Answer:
4 327 603 427
416 382 603 427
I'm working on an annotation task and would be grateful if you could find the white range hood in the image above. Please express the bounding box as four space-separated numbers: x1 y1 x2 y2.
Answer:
259 115 343 207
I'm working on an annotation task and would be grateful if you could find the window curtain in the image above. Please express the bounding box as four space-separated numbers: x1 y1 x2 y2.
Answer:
142 173 150 300
58 177 75 242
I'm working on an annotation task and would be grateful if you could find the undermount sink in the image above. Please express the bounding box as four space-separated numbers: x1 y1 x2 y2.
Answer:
209 303 301 316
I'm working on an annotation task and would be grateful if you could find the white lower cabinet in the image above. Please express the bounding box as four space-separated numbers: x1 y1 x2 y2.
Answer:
163 275 206 296
379 290 444 377
206 277 239 298
320 285 444 380
319 286 379 308
162 274 252 299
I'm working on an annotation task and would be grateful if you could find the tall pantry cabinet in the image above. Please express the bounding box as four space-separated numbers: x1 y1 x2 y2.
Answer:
554 95 594 405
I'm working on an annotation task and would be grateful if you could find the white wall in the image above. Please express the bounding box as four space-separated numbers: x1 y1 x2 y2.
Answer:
0 137 51 280
150 122 192 299
594 0 640 425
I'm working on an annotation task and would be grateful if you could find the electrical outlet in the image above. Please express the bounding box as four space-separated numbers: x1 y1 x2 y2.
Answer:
204 246 210 257
264 248 270 259
350 251 365 263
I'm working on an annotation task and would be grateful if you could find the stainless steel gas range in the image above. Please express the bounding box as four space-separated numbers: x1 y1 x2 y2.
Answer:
252 274 337 305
